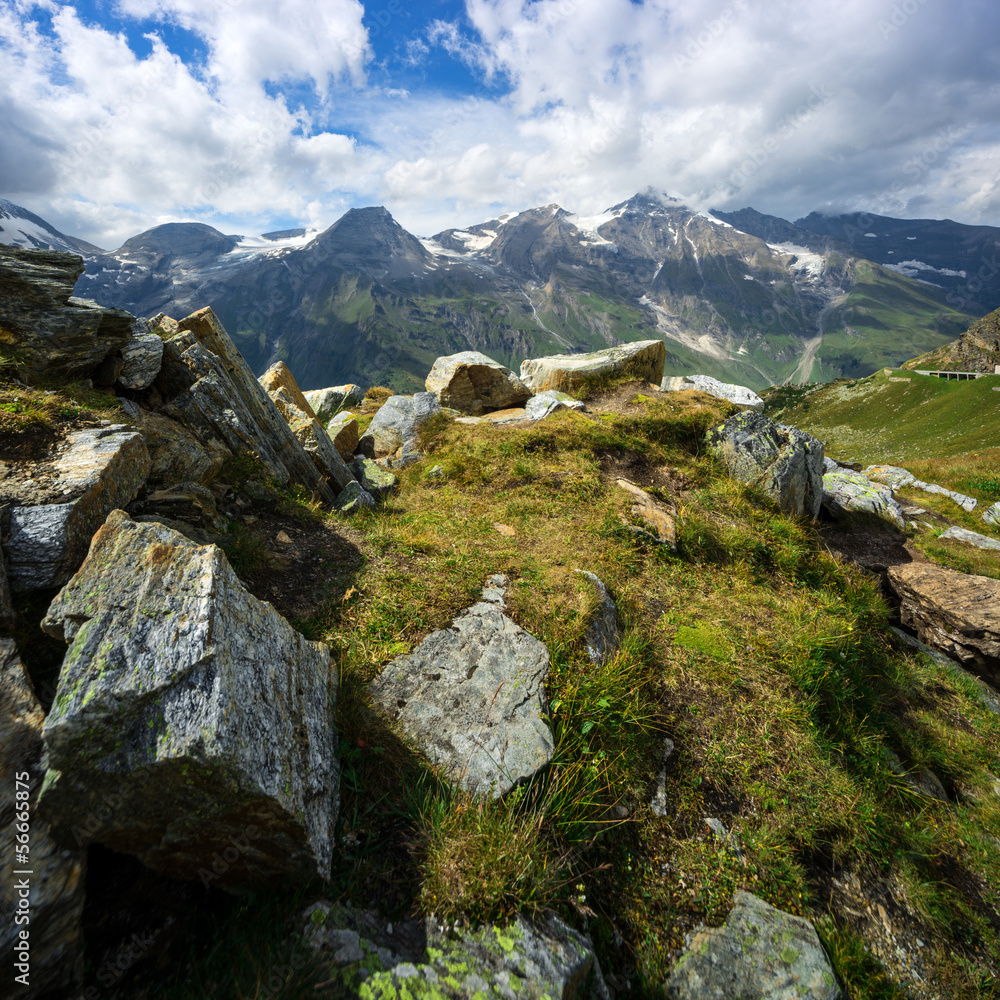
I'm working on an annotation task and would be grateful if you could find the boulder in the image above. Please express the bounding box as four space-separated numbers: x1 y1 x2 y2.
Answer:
706 411 824 518
0 246 134 385
149 313 179 338
617 478 678 549
887 563 1000 689
303 384 364 424
258 361 318 419
303 902 606 999
37 511 339 890
159 308 336 504
425 351 531 414
357 392 441 465
351 456 397 502
117 319 165 390
327 411 359 461
4 425 151 591
661 374 764 410
137 410 229 486
822 470 906 530
370 575 553 798
938 525 1000 551
664 891 841 1000
524 390 587 420
983 502 1000 527
333 481 377 513
520 340 666 394
0 639 87 998
576 571 620 665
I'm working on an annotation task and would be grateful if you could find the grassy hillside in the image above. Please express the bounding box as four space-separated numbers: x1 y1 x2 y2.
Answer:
765 368 1000 465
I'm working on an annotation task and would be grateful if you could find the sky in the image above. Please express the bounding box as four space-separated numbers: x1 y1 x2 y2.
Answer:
2 0 999 249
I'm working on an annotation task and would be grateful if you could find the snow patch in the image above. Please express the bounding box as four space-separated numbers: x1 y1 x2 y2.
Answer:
743 274 754 281
864 233 877 238
568 209 622 246
907 236 917 240
449 230 498 252
766 242 826 278
884 259 968 279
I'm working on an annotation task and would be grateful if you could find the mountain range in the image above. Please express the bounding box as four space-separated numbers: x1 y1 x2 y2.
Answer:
2 193 992 392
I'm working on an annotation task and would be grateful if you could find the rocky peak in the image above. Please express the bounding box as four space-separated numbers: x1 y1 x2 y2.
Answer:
115 222 241 260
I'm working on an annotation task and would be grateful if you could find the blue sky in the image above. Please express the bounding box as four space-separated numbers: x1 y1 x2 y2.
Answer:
2 0 999 248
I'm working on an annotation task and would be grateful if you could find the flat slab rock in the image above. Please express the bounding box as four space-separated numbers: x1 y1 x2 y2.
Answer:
303 902 606 999
369 575 554 797
939 525 1000 551
664 891 841 999
520 340 666 394
37 511 339 891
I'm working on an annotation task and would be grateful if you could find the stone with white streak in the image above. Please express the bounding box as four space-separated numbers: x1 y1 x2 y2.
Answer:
37 511 339 891
661 374 764 410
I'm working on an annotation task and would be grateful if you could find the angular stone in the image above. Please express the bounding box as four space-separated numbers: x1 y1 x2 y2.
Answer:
984 502 1000 527
524 389 587 420
357 392 441 462
822 470 906 530
160 308 335 504
426 351 531 414
0 246 134 385
617 478 678 549
37 511 338 891
327 411 359 461
4 425 151 591
334 481 377 513
0 639 86 998
576 571 620 665
939 525 1000 551
303 903 606 999
137 410 229 486
706 411 824 518
351 456 397 501
887 563 1000 689
661 374 764 410
370 575 553 798
665 892 841 1000
149 313 179 338
520 340 666 394
117 319 165 390
258 361 318 419
303 385 364 424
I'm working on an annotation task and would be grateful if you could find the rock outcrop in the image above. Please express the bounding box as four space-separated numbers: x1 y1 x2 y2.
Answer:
707 411 824 518
370 576 553 798
117 319 164 390
822 470 906 530
0 246 134 385
357 391 441 466
662 374 764 410
1 639 87 999
37 511 339 890
259 361 318 419
887 563 1000 688
425 351 531 414
664 891 841 999
4 425 151 591
136 410 229 486
520 340 667 394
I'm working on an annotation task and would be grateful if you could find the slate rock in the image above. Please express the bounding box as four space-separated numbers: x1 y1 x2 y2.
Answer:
370 575 553 797
0 246 134 385
524 390 587 420
4 425 151 591
304 901 607 1000
576 570 620 665
259 361 318 419
520 340 667 394
662 374 764 410
706 411 824 518
351 456 397 501
37 511 338 891
303 384 364 424
357 392 441 463
327 411 359 461
426 351 531 414
0 639 87 998
137 410 229 486
887 563 1000 689
664 891 841 999
334 481 377 513
822 470 906 530
939 525 1000 551
117 318 165 390
983 502 1000 527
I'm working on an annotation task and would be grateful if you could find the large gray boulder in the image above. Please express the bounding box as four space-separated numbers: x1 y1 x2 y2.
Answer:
370 576 553 797
887 563 1000 689
3 425 151 591
665 891 841 999
425 351 531 414
822 470 906 530
304 902 606 999
304 384 364 424
706 411 824 518
662 374 764 410
159 308 337 505
520 340 666 394
0 246 134 385
37 511 339 891
357 392 441 465
0 639 87 998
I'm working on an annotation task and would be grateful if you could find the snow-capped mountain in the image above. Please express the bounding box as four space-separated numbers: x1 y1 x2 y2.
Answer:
0 199 102 255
